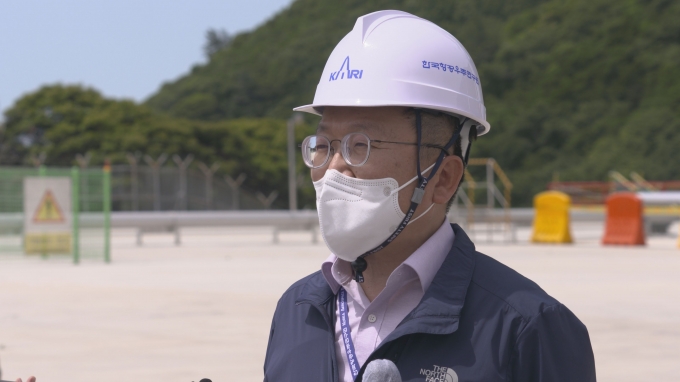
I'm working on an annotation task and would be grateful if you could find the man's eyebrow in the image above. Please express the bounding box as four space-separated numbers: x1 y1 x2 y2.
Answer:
316 123 329 132
315 122 381 133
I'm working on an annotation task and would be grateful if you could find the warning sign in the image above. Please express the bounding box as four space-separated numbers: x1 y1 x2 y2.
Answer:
23 177 72 254
33 190 66 223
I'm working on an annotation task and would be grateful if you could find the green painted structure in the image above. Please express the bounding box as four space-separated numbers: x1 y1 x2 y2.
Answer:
0 166 111 263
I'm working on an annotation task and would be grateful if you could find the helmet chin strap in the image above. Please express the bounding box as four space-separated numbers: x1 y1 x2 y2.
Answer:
350 110 464 283
459 119 476 164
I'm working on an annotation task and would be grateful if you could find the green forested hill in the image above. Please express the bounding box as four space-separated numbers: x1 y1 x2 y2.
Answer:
146 0 546 119
146 0 680 205
3 0 678 207
476 0 680 196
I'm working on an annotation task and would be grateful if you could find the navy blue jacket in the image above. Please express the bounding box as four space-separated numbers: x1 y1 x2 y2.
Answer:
264 225 596 381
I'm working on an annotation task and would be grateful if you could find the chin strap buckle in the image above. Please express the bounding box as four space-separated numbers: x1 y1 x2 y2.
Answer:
410 188 425 204
351 257 368 283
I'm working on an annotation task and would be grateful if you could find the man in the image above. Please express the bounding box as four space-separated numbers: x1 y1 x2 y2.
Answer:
264 10 596 382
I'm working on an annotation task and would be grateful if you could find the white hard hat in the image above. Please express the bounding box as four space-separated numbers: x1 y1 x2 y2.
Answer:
294 10 490 135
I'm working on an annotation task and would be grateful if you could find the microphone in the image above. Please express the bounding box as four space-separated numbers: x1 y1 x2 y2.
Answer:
362 359 402 382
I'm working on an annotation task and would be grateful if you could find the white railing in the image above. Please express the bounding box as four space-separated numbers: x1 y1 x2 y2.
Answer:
1 208 677 245
0 210 319 245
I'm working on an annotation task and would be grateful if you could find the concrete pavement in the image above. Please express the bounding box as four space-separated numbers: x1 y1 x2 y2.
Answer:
0 225 678 381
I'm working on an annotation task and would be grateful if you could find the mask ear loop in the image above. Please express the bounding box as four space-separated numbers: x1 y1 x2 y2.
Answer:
407 203 435 225
390 162 436 196
350 110 463 283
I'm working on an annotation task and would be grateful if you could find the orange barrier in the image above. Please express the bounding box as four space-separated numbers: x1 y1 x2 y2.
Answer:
531 191 573 244
602 192 645 245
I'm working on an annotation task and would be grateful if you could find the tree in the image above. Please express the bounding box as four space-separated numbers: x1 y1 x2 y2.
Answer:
204 28 233 58
0 85 317 208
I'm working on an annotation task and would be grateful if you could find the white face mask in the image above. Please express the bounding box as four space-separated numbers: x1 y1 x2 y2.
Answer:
313 164 435 262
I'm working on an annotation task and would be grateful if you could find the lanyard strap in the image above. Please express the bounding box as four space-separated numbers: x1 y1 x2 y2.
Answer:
339 288 360 380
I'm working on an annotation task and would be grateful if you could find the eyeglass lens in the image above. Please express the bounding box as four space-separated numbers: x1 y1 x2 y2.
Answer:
301 133 372 168
342 133 370 166
303 136 330 168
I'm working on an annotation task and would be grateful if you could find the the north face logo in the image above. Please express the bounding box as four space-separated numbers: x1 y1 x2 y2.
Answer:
420 365 458 382
328 56 363 81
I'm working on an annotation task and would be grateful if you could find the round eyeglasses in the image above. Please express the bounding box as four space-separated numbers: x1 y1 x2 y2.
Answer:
300 132 448 169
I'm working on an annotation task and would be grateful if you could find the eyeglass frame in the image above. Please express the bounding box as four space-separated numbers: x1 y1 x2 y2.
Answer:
298 131 450 169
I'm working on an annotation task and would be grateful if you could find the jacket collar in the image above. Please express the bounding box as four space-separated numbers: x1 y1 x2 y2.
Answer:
382 223 476 342
295 269 335 307
295 224 476 339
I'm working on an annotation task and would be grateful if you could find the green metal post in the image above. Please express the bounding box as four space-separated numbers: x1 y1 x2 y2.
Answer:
103 165 111 263
71 166 80 264
39 165 47 258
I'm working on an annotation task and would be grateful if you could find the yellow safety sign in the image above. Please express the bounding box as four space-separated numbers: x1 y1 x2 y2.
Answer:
23 177 72 254
24 233 72 254
32 190 65 223
531 191 573 244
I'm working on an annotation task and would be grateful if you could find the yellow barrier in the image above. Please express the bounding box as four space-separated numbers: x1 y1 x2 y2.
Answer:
531 191 573 244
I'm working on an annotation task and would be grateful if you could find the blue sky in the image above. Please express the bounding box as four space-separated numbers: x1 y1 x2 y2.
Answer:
0 0 293 116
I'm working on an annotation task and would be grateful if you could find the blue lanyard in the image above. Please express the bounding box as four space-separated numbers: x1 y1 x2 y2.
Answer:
338 287 360 380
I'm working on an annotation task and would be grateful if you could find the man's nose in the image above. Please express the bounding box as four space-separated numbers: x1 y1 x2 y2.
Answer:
327 150 353 177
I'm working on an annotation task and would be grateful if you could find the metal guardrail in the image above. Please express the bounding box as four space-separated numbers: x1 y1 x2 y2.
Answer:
637 192 680 204
447 207 608 226
1 208 678 245
0 210 320 245
113 210 320 244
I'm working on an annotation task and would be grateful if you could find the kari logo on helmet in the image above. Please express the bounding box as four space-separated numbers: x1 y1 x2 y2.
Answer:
329 56 363 81
423 60 480 85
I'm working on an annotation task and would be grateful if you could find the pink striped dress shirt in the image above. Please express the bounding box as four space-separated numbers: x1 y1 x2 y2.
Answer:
321 219 455 382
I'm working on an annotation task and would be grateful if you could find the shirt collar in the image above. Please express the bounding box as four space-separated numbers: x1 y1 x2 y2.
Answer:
321 218 455 294
321 254 345 294
401 218 455 292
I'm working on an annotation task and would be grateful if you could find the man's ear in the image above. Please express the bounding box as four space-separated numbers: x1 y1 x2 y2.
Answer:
432 155 464 205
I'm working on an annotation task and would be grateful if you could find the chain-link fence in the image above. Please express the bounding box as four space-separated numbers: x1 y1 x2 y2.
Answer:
109 163 282 211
